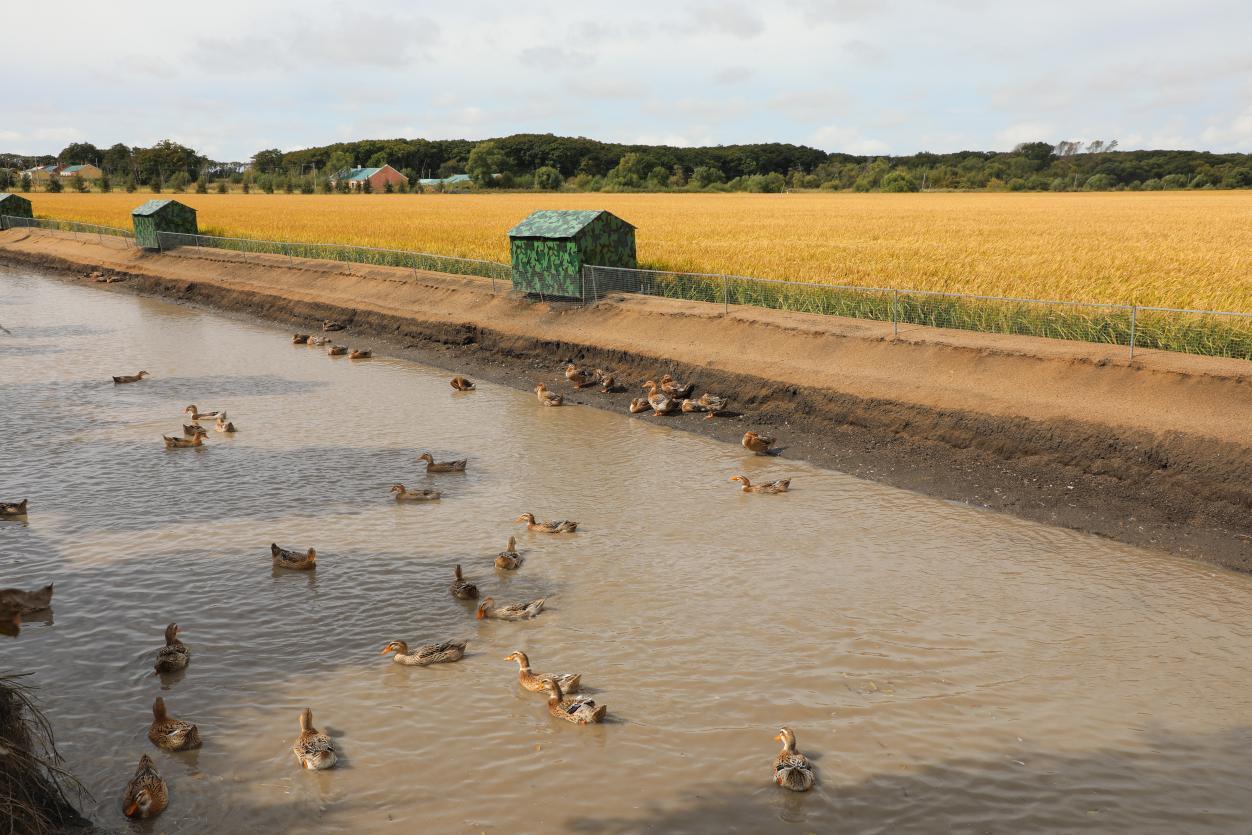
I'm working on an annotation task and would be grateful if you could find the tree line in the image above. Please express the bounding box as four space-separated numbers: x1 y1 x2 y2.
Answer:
3 135 1252 194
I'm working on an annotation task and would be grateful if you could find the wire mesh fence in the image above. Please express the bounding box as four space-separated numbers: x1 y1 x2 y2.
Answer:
1 214 135 248
153 231 512 285
584 265 1252 360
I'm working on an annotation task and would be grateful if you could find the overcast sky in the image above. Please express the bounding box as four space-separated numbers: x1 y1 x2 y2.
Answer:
6 0 1251 160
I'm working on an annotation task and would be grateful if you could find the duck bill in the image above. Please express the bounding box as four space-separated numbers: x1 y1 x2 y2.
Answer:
124 801 140 817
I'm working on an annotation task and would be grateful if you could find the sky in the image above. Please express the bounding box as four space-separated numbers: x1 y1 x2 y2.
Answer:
6 0 1252 161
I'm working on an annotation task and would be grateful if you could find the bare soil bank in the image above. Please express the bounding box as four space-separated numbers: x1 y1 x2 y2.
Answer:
3 228 1250 571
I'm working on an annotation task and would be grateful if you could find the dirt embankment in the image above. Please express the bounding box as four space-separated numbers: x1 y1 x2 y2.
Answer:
3 228 1250 571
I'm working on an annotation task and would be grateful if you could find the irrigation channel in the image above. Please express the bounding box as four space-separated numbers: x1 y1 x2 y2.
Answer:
2 269 1251 834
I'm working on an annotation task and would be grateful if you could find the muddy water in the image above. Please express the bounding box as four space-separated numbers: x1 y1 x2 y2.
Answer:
2 271 1251 834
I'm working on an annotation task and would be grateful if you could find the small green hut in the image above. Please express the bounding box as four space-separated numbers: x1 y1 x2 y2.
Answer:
0 193 33 229
131 199 198 250
507 210 636 299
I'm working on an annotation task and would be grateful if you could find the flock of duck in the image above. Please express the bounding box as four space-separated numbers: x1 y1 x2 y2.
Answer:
1 320 814 822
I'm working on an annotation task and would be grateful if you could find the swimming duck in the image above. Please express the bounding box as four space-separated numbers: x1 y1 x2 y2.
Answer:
349 348 372 359
450 376 475 391
730 475 791 494
641 382 679 415
774 727 816 791
214 416 237 433
418 452 467 473
327 344 347 356
322 320 345 332
122 754 168 819
565 364 597 389
308 335 330 346
293 708 337 770
450 564 479 599
292 333 310 344
182 423 208 438
504 650 580 694
0 583 52 613
535 384 563 406
515 513 577 533
163 433 204 449
183 405 225 421
390 483 441 501
379 639 467 666
542 678 606 724
742 431 776 455
271 543 316 570
628 398 651 414
153 623 190 673
0 499 28 518
147 697 201 751
112 371 149 384
494 536 523 570
476 596 546 621
659 374 695 399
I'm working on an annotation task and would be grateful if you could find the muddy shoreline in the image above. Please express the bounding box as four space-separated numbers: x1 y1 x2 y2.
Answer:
2 235 1249 572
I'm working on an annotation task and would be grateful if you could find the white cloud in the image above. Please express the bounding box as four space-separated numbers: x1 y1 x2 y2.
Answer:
810 125 889 154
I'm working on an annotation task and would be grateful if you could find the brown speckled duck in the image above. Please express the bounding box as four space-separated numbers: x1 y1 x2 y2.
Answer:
391 483 441 501
774 727 816 791
543 677 606 724
183 405 225 421
0 583 52 613
515 513 577 533
418 452 467 473
153 623 190 674
163 433 204 449
476 596 546 621
148 697 201 751
293 708 337 770
742 431 776 455
730 475 791 494
292 334 310 344
0 499 28 518
494 536 523 570
450 564 479 600
349 348 372 359
504 650 580 693
122 754 167 819
380 639 467 666
535 384 564 406
450 376 475 391
565 364 597 389
113 371 149 384
271 543 316 570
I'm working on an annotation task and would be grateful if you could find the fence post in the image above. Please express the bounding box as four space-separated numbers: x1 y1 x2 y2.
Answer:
892 289 899 337
722 275 729 315
1129 305 1137 359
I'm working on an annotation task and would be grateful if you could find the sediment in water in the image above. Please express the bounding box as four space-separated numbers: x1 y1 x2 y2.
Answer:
1 228 1249 571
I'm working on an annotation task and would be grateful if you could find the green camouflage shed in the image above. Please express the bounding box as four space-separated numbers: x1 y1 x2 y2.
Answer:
131 199 198 250
507 210 636 299
0 193 33 229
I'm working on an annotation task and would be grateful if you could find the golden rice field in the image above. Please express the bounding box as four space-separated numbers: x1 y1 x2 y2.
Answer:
24 191 1252 312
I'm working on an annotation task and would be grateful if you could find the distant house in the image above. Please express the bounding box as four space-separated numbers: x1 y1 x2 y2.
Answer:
328 164 408 191
418 173 471 187
59 164 102 181
24 164 62 182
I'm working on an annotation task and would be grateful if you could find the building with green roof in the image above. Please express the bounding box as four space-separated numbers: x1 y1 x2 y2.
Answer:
131 199 198 249
0 193 33 229
507 210 636 299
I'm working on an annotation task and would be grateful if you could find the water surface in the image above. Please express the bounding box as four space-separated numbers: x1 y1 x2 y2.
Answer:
1 272 1250 833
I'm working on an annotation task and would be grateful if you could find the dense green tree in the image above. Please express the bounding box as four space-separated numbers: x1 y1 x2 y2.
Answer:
102 143 132 176
466 141 505 187
533 166 563 190
46 176 63 192
57 141 101 165
251 148 283 173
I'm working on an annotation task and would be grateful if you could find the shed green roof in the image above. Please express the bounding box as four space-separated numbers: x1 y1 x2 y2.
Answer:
508 210 632 239
131 199 186 217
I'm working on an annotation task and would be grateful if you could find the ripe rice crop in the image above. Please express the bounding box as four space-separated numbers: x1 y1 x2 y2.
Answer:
25 191 1252 313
